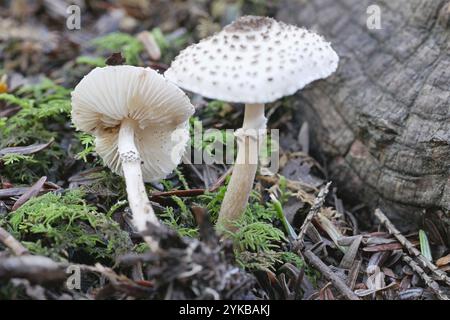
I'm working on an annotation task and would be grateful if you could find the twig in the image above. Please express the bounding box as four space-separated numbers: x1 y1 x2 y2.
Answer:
256 174 318 192
0 255 66 283
12 176 47 211
150 167 232 199
296 182 331 245
208 166 233 192
303 250 360 300
0 182 57 198
339 235 362 269
151 188 205 199
0 226 28 255
346 259 362 290
374 209 450 286
402 254 449 300
181 154 205 184
0 139 53 157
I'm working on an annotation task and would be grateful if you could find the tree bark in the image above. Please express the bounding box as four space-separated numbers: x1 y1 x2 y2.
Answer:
277 0 450 235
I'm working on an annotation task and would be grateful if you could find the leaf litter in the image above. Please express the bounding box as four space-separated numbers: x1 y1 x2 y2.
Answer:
0 0 449 300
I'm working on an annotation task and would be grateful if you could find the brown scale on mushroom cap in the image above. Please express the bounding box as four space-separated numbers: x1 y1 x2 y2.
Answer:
225 16 276 33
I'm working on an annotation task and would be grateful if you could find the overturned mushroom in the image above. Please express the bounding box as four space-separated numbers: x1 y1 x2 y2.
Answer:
71 65 195 247
165 16 339 231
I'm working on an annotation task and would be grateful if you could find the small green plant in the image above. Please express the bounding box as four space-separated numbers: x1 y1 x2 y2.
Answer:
151 27 189 63
81 170 127 203
270 194 297 239
75 132 96 162
160 179 174 191
0 79 71 148
277 175 290 204
174 168 189 190
278 251 319 284
0 154 44 182
151 28 169 52
197 184 228 222
203 100 225 118
0 153 37 165
419 230 432 261
236 251 284 271
91 32 143 65
189 117 236 163
76 55 106 67
203 129 235 158
157 194 198 238
232 221 286 252
0 79 72 183
160 206 198 238
218 197 289 271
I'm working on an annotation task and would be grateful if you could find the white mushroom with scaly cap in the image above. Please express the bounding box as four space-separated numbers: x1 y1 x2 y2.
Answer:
165 16 339 232
71 65 195 248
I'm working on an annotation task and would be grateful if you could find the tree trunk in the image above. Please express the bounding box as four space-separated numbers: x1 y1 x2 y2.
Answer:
277 0 450 239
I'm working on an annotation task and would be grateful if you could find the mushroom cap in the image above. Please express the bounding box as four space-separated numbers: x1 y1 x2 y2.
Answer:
165 15 339 104
71 65 194 182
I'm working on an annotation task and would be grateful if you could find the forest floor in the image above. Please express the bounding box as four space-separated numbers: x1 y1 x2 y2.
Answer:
0 0 449 300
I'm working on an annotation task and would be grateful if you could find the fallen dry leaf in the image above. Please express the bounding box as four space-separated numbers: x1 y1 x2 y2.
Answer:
436 254 450 267
12 176 47 211
363 241 419 252
0 139 53 157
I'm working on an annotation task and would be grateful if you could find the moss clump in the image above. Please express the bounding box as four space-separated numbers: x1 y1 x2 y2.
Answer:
225 196 288 271
0 79 71 147
91 32 143 65
4 189 133 263
0 78 118 185
0 79 72 183
162 184 297 272
160 206 198 238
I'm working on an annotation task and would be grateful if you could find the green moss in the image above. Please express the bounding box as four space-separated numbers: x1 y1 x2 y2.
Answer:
151 28 189 64
0 154 50 183
75 55 106 68
225 201 287 271
0 79 72 183
174 168 189 190
150 28 169 52
76 170 127 205
4 189 133 263
91 32 143 65
231 221 286 252
203 100 226 118
160 179 174 191
197 185 227 222
160 206 198 238
164 182 294 272
279 251 320 285
1 153 37 166
74 132 96 163
0 79 71 148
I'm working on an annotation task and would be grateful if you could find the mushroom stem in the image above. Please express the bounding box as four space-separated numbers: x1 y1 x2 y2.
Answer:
218 103 266 232
118 118 160 250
